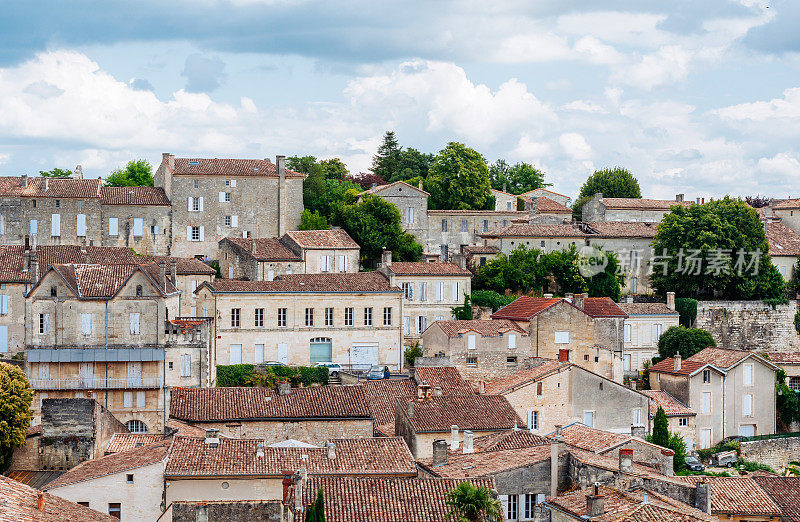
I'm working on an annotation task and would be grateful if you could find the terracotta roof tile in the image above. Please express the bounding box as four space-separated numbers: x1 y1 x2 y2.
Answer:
0 176 102 198
401 395 521 433
297 477 495 522
169 385 371 422
0 474 116 520
530 196 572 213
680 476 782 516
767 351 800 364
462 245 500 254
385 262 472 276
582 297 628 317
172 158 304 178
766 221 800 257
752 475 800 521
105 433 168 454
432 319 528 339
221 237 301 261
360 180 429 196
45 441 171 489
205 272 397 293
44 262 178 298
492 296 626 321
600 197 690 210
773 199 800 210
617 302 678 315
484 360 566 394
585 221 659 238
552 423 632 453
687 347 767 369
0 245 30 282
164 436 415 477
99 186 170 206
284 229 359 249
649 357 708 376
412 367 475 394
420 444 553 478
136 256 216 275
480 223 588 238
469 429 550 452
640 390 695 417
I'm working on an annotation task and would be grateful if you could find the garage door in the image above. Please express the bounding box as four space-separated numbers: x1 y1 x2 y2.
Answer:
351 343 379 367
738 424 756 438
309 338 332 364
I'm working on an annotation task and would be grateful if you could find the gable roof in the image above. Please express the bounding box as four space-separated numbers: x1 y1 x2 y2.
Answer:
766 221 800 257
284 229 359 249
491 296 626 321
530 196 572 213
201 272 398 294
680 476 783 517
584 221 659 238
432 319 528 339
650 347 778 376
480 223 588 238
752 475 800 521
419 444 553 478
468 429 550 453
221 237 301 262
773 198 800 210
45 441 170 489
483 360 567 394
767 351 800 364
551 422 631 453
105 433 168 454
35 262 178 299
399 394 521 433
383 262 472 276
0 475 116 521
171 157 304 178
521 187 570 199
0 176 102 198
599 197 690 210
640 390 695 417
617 302 679 316
169 385 371 422
135 256 216 275
164 436 415 478
359 180 429 197
99 186 170 206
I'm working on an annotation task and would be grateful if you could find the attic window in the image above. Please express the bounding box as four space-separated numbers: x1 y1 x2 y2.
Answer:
189 160 199 165
50 286 57 297
136 285 143 297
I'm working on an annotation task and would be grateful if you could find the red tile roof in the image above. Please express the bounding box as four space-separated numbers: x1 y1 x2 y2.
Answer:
4 470 63 490
136 255 216 275
164 436 415 478
773 199 800 210
0 246 156 283
648 357 708 376
44 262 178 298
585 221 659 238
650 347 775 376
284 229 359 249
412 367 476 394
0 176 102 198
385 262 472 276
296 477 496 522
420 444 553 478
45 441 171 489
99 186 170 206
462 245 500 255
204 272 398 293
752 475 800 521
766 221 800 257
105 433 168 454
171 158 304 178
552 423 631 453
617 302 678 315
491 296 626 321
360 180 429 196
640 390 695 417
428 209 526 216
0 245 31 282
0 474 116 520
483 360 566 394
432 319 527 339
221 237 301 261
400 395 521 433
169 385 371 422
600 197 690 210
681 476 782 516
468 429 550 453
531 196 572 213
480 223 588 238
582 297 628 317
767 351 800 364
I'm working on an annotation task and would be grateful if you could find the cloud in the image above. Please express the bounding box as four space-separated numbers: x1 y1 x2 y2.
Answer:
129 78 155 91
757 152 800 177
181 53 227 93
559 133 592 160
22 81 64 98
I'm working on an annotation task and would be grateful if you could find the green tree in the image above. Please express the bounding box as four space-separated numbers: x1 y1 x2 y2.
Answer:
287 155 319 175
318 158 349 180
789 255 800 297
776 369 799 430
105 159 154 187
652 406 669 447
674 298 698 327
305 488 325 522
657 326 716 361
488 160 547 195
426 142 493 210
0 362 33 472
445 482 503 522
371 131 402 182
572 167 642 220
39 168 72 178
451 295 473 320
472 245 549 294
390 148 434 182
339 195 422 267
582 247 624 302
469 291 517 312
668 432 687 471
299 210 329 231
404 342 423 368
650 197 785 300
545 247 588 295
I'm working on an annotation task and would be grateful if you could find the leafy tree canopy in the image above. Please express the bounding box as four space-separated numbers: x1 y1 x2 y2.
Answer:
445 482 503 522
105 159 154 187
426 142 493 210
392 148 434 183
39 168 72 178
572 167 641 220
318 158 349 180
299 209 329 231
650 196 785 300
0 362 33 472
657 326 716 361
488 160 548 195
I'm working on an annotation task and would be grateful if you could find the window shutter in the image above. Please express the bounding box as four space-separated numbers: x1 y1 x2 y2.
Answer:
81 313 91 335
109 218 118 236
51 214 61 236
197 197 203 212
219 192 225 202
0 295 7 314
123 391 133 408
0 325 7 353
651 324 659 342
254 344 264 364
133 218 143 236
188 197 192 211
468 335 476 349
230 344 242 365
509 334 516 349
130 313 140 335
199 227 205 241
231 215 238 228
43 314 50 334
230 179 237 188
0 215 4 235
136 391 145 408
436 282 443 301
453 282 460 301
76 214 87 237
338 255 347 272
30 219 38 235
181 354 191 377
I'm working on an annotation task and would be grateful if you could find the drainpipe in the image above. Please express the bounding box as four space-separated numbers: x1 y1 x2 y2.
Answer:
105 301 109 408
212 294 217 387
721 373 726 441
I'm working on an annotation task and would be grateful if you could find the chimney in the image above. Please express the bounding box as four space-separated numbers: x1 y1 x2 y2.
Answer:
463 430 474 454
162 152 175 170
674 353 681 372
659 448 675 477
695 480 712 513
82 249 90 264
406 400 414 417
626 295 634 304
701 197 705 204
418 383 431 399
277 155 286 236
503 183 507 193
631 425 646 439
21 174 27 186
478 380 486 394
550 440 562 497
128 190 134 204
37 491 44 511
327 442 336 459
696 197 701 204
667 291 675 311
543 293 553 298
30 259 39 284
619 448 633 473
676 193 684 202
282 472 293 503
433 385 442 397
574 293 585 309
432 439 447 466
418 180 423 191
450 425 460 450
44 178 49 192
23 250 30 271
159 260 167 291
565 292 574 301
256 441 265 458
382 250 392 267
586 483 604 517
250 240 257 255
170 260 178 285
277 381 291 396
293 467 307 511
74 165 83 179
555 425 563 438
204 428 220 448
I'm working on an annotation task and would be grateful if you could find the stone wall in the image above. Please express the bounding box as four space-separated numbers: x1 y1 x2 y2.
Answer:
694 300 800 353
740 436 800 472
195 418 373 445
171 501 284 522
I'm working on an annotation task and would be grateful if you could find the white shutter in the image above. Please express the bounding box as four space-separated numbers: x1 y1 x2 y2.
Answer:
219 192 225 202
188 197 193 211
436 282 443 301
30 219 38 235
190 306 196 317
181 354 191 377
624 324 631 342
403 316 410 335
77 214 86 236
43 314 50 334
228 267 233 278
0 325 7 353
129 313 140 335
133 218 143 236
81 313 92 335
199 226 205 241
743 394 753 416
509 334 516 349
123 391 133 408
320 256 328 272
555 331 570 344
468 335 476 349
652 324 660 342
230 179 237 188
38 363 49 379
267 269 275 281
198 197 204 211
0 215 4 234
230 344 242 365
109 218 118 236
0 295 7 314
453 282 460 301
136 391 146 408
51 214 61 236
744 364 753 386
186 226 192 241
338 255 347 272
231 215 238 228
255 344 264 364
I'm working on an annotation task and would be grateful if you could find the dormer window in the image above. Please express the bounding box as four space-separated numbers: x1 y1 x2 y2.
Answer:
136 285 143 297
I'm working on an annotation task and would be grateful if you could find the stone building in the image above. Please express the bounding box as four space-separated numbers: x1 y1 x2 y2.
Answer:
768 351 800 392
649 347 777 447
219 229 360 280
525 196 573 223
491 188 519 211
377 251 472 343
478 223 589 256
641 390 696 449
359 181 431 244
618 296 679 376
0 473 117 521
693 300 800 353
521 188 572 207
154 154 305 259
772 198 800 234
581 193 691 223
169 385 374 443
98 186 172 255
765 220 800 281
194 273 403 373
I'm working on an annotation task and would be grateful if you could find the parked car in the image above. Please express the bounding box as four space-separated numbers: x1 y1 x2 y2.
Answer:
315 362 343 378
684 456 705 472
711 450 737 467
367 365 390 380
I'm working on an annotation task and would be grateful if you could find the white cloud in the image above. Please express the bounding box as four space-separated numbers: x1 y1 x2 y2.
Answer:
757 153 800 176
561 100 607 113
716 87 800 121
559 133 592 160
511 135 551 161
614 46 693 90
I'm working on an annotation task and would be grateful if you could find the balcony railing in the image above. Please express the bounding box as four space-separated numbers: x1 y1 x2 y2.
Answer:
29 377 162 390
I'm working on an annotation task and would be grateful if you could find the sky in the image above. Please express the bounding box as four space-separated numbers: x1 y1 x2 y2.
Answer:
0 0 799 199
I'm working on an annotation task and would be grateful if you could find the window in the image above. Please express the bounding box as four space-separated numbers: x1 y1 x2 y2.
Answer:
320 255 332 272
225 215 232 227
108 218 118 236
305 308 314 327
32 199 36 208
679 417 688 427
537 382 543 396
502 219 508 226
0 295 6 315
524 494 544 519
229 344 242 364
790 376 800 391
584 354 589 361
633 408 641 426
583 411 594 427
403 316 410 334
624 324 631 342
461 219 468 232
436 282 444 302
51 213 61 236
81 313 92 336
506 494 518 521
231 308 240 328
78 502 89 507
419 282 427 301
55 200 60 208
702 392 712 414
135 285 142 297
136 391 145 408
401 282 413 299
194 180 199 189
554 331 569 344
277 308 287 327
39 313 49 335
441 219 448 232
152 225 159 235
254 308 264 327
743 394 753 416
190 196 203 212
507 356 517 365
181 354 191 377
0 325 6 353
338 255 348 272
133 218 143 237
345 307 353 326
703 369 712 383
467 335 476 350
50 286 57 297
364 307 373 326
126 420 148 433
108 503 121 519
452 281 460 301
508 334 516 349
126 474 134 484
129 313 140 335
416 315 426 334
30 219 38 236
440 244 448 260
383 307 392 326
743 364 753 386
325 307 334 326
189 226 202 242
76 214 87 237
225 192 231 202
123 391 133 407
624 354 631 371
482 219 488 232
405 207 414 224
527 410 539 430
466 356 477 366
652 323 663 342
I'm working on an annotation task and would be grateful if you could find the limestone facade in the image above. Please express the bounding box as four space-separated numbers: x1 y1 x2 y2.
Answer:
618 300 680 375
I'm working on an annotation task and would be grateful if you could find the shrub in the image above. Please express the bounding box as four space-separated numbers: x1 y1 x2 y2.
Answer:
697 440 741 462
674 298 698 327
216 364 255 387
737 458 776 474
216 364 328 387
404 343 423 368
470 290 517 312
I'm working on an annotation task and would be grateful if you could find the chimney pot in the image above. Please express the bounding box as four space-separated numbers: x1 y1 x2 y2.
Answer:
170 259 178 285
432 439 447 466
37 491 44 511
418 180 423 191
478 380 486 394
503 183 507 193
21 174 27 186
543 293 553 298
631 425 646 439
619 448 634 473
666 291 676 311
450 425 460 450
406 400 414 417
676 193 684 202
674 353 682 372
463 430 474 454
327 442 336 459
433 386 442 397
382 250 392 267
74 165 83 179
574 293 586 309
276 155 286 178
586 484 605 517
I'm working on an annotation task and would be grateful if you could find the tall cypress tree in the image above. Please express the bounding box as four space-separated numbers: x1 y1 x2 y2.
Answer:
371 131 401 181
652 406 669 447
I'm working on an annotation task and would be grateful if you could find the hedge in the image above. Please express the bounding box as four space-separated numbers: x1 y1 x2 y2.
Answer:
216 364 329 388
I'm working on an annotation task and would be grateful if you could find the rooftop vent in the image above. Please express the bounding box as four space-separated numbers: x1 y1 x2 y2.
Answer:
189 160 199 165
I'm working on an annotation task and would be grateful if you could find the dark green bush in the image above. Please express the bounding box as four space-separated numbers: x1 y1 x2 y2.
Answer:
697 440 741 462
216 364 255 387
216 364 328 387
736 458 776 474
470 290 517 312
674 297 697 327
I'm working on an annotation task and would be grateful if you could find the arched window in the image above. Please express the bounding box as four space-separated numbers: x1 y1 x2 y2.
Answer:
126 420 148 434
